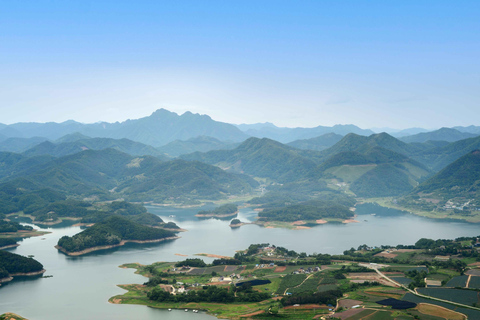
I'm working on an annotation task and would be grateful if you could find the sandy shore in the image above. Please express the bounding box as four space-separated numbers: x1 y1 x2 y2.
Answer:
56 236 181 256
195 253 232 259
342 219 360 224
0 244 20 250
0 269 46 286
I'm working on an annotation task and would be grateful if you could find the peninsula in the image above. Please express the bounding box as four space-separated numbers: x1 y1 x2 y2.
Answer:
0 250 45 286
195 204 238 218
56 215 179 256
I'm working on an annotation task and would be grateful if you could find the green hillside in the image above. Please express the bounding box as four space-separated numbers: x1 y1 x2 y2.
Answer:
0 250 44 278
181 137 322 182
1 149 256 203
350 164 414 197
257 200 354 222
317 146 430 197
320 132 419 159
0 152 54 180
286 133 343 151
415 150 480 198
396 150 480 216
412 135 480 171
0 137 48 153
118 159 258 202
158 135 238 157
24 137 168 159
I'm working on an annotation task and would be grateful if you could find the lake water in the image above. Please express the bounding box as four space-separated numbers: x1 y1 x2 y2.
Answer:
1 203 479 319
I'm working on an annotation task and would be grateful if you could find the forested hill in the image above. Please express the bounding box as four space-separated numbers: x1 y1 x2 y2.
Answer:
413 150 480 198
0 136 48 153
320 132 418 158
23 137 169 159
56 215 177 254
257 200 354 222
158 136 238 157
411 135 480 172
181 137 322 182
0 250 44 280
286 133 343 151
1 149 258 203
315 146 430 198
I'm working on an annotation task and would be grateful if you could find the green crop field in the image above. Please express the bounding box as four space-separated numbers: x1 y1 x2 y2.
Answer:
320 277 337 284
288 277 321 294
446 275 468 288
403 293 480 319
275 274 307 294
416 288 480 305
468 276 480 289
316 284 338 292
390 276 412 286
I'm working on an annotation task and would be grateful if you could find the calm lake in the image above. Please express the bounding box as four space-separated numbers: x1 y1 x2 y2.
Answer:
1 203 479 319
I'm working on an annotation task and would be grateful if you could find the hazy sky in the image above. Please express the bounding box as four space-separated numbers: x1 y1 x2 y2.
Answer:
1 1 479 129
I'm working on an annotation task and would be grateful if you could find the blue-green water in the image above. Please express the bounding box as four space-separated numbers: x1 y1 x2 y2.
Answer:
0 204 479 319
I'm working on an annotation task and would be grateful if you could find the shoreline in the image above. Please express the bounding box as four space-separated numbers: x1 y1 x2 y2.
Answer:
361 198 480 223
0 269 46 285
55 236 181 256
0 244 20 250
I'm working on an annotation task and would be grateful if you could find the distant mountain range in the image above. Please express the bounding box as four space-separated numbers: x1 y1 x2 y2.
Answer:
0 109 249 147
23 137 168 159
400 128 478 143
0 148 257 203
235 122 374 143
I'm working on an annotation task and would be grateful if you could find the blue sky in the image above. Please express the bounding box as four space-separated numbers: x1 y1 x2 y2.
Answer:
1 1 479 128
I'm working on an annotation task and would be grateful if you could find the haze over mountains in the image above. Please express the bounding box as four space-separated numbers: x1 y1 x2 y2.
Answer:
0 108 479 210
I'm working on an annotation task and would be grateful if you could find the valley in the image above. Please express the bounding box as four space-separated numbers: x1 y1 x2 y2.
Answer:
1 110 480 319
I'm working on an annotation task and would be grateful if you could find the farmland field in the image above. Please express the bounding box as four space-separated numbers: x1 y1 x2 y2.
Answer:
415 303 465 320
390 276 412 286
446 275 468 288
403 293 480 319
288 277 321 293
275 274 307 294
320 277 337 284
187 268 205 275
416 288 480 305
466 269 480 276
468 276 480 289
316 284 338 292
